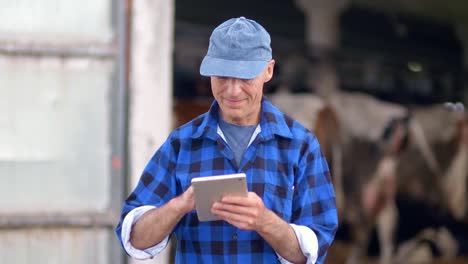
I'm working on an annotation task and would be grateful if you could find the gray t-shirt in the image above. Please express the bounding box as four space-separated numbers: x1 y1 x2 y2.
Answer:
218 118 257 166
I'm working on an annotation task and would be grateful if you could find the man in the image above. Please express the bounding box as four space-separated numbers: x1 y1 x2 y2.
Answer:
115 17 338 264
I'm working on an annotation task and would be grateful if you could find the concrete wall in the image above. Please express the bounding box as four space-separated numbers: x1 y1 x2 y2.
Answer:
0 1 130 263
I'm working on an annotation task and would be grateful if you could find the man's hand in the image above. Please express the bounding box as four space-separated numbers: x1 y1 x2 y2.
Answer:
212 192 307 263
173 186 196 215
211 192 271 232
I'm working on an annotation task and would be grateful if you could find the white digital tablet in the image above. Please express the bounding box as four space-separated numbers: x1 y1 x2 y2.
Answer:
191 173 248 221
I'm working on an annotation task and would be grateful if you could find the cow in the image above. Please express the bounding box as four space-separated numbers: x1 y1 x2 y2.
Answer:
270 91 408 264
389 107 468 264
271 90 468 264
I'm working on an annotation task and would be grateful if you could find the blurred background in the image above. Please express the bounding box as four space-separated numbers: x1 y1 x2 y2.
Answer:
0 0 467 263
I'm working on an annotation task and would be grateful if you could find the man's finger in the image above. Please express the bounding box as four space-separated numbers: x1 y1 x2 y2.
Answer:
212 202 256 216
221 192 259 204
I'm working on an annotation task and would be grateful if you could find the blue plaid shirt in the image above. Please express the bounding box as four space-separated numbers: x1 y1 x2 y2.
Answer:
116 97 338 263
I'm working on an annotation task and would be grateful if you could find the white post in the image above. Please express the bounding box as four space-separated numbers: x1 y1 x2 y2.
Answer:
294 0 349 97
130 0 174 263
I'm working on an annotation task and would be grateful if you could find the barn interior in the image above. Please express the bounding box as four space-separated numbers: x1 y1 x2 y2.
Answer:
172 1 468 263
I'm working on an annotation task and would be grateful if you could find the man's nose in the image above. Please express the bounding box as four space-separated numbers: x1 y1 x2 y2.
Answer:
225 78 242 95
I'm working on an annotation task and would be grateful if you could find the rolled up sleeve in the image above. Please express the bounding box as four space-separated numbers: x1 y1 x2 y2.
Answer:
121 205 170 260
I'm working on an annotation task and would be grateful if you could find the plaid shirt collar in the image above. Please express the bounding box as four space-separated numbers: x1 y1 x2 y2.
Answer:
190 96 293 141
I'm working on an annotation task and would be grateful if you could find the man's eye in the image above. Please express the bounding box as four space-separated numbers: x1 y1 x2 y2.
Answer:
215 77 229 82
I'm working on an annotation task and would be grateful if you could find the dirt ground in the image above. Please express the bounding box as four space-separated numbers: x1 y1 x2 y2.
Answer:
325 241 468 264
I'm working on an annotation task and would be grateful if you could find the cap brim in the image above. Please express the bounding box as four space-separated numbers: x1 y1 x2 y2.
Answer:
200 56 268 79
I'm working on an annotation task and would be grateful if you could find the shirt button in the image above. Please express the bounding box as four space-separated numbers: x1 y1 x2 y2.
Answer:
232 234 238 240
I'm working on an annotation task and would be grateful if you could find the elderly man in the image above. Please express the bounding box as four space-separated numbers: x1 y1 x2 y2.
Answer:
115 17 338 264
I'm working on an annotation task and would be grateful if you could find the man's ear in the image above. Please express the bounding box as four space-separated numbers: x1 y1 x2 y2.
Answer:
263 59 275 83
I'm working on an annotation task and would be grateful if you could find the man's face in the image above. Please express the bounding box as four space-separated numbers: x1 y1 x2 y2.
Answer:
211 60 275 126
